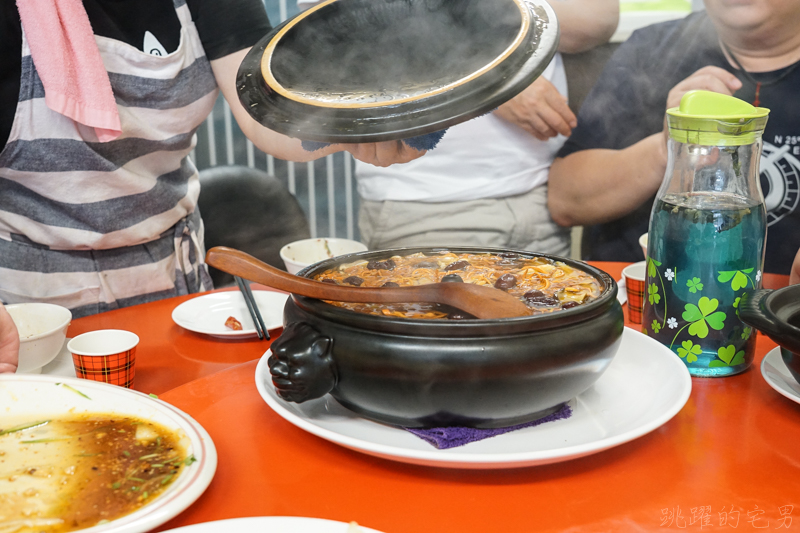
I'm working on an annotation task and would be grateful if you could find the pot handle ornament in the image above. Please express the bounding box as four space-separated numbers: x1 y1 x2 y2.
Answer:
267 322 336 403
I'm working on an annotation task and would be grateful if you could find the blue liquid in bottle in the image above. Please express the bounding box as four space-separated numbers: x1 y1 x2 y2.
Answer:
643 191 766 377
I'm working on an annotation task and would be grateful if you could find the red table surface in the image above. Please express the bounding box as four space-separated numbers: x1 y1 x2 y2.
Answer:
66 284 281 395
68 263 798 532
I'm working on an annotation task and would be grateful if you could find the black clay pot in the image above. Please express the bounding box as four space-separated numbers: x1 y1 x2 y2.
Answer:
267 247 624 429
740 285 800 385
236 0 559 143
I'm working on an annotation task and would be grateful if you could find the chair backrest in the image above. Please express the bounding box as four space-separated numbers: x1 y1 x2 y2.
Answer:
562 42 620 115
198 165 311 287
562 43 620 259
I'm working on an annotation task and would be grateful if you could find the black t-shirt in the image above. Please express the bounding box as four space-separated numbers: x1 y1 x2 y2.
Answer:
0 0 271 147
557 12 800 275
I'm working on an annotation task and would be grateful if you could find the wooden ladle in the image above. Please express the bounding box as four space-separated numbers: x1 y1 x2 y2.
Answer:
205 247 532 319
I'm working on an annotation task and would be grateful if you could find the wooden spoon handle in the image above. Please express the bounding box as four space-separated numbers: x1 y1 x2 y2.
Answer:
205 246 531 318
207 246 414 302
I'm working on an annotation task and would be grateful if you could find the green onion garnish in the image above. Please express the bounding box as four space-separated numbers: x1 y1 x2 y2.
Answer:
0 420 50 436
20 437 71 443
58 383 91 399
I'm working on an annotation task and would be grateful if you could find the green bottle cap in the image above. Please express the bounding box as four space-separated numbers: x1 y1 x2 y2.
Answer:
666 90 769 146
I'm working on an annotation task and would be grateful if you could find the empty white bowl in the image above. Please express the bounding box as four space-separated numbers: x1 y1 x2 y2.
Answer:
280 238 368 275
6 303 72 373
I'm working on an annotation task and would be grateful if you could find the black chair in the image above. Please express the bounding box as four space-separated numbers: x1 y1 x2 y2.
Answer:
562 43 620 259
198 165 311 287
562 42 620 115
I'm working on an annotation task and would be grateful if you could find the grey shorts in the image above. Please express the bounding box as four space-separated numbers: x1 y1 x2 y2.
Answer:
358 185 570 255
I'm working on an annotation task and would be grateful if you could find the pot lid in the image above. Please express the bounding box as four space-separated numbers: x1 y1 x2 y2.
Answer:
236 0 559 143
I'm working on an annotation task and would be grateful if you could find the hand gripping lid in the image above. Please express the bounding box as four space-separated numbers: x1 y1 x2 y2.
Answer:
666 90 770 146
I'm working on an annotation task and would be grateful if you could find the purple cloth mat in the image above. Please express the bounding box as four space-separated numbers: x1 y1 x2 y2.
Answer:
406 403 573 450
301 129 447 153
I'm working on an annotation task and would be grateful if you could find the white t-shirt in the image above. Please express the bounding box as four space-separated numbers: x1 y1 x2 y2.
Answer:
356 53 568 203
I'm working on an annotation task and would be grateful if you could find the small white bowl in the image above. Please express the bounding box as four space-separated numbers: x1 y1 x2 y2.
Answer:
639 233 648 260
280 238 368 275
6 303 72 374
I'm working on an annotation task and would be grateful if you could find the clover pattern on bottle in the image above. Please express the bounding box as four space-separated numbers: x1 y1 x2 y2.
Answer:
644 261 760 369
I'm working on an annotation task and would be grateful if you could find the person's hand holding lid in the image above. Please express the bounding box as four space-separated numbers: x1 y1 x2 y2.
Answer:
494 77 577 141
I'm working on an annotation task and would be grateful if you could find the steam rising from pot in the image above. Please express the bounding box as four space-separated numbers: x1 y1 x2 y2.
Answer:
236 0 558 142
270 0 531 105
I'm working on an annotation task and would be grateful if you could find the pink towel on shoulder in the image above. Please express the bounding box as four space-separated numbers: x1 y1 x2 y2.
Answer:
16 0 122 142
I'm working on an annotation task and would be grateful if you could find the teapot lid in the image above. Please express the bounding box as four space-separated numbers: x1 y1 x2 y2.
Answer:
667 90 769 146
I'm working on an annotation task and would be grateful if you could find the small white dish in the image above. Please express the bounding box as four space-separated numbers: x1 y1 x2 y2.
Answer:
172 291 289 339
7 302 72 373
161 516 384 533
0 374 217 533
254 327 692 469
280 238 368 275
617 277 628 305
761 347 800 405
37 337 77 378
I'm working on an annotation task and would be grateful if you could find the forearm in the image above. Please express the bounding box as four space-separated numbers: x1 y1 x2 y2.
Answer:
210 50 423 166
210 49 339 162
235 118 339 162
549 0 619 53
547 133 667 226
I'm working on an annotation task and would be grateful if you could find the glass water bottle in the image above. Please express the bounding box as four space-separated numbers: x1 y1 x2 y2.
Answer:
643 90 769 377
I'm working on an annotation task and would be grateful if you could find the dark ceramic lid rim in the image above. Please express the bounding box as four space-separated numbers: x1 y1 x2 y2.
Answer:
262 0 535 109
235 1 559 143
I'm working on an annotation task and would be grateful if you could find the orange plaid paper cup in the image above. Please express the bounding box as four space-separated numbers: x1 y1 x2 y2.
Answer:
622 261 647 325
67 330 139 388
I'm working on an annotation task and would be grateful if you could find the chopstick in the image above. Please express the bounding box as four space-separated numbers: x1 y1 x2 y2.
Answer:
234 276 270 341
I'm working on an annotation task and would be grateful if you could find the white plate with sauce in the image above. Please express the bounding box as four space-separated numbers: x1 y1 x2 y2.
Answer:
255 327 692 469
161 516 384 533
171 291 289 339
0 374 217 533
761 347 800 405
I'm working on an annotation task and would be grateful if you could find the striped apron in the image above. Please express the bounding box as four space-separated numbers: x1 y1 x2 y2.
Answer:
0 0 218 318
